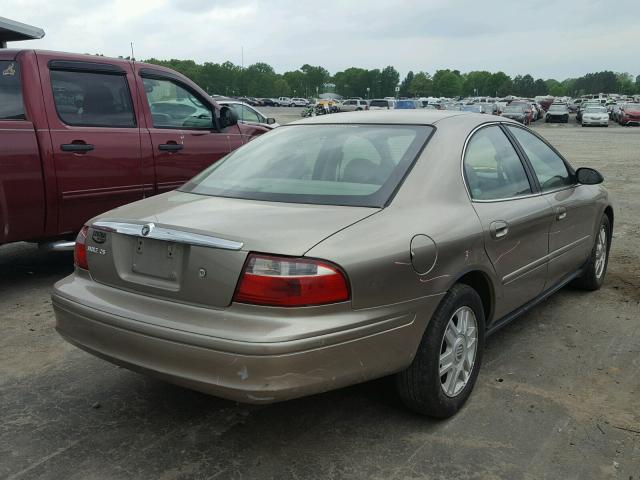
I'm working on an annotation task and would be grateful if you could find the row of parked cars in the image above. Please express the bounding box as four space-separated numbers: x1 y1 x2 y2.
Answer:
229 96 310 107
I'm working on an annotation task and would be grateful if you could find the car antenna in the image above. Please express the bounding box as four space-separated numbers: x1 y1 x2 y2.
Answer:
130 42 135 62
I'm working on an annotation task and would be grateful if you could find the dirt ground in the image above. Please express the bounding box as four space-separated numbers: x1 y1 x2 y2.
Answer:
1 112 639 479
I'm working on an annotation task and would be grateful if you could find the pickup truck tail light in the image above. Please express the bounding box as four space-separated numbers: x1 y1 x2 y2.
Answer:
74 226 89 270
234 254 350 307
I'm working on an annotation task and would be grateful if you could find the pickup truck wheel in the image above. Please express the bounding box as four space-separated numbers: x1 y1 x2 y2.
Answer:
396 284 485 418
572 214 611 291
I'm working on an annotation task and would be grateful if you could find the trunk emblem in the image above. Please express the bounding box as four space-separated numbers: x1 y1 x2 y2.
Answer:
92 230 107 244
198 268 207 279
141 223 155 237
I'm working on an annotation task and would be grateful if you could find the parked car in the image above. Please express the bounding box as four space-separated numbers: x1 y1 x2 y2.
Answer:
0 49 267 249
368 99 396 110
395 99 423 109
291 97 309 107
53 111 612 418
339 99 369 112
501 104 529 124
217 100 279 129
259 98 277 107
276 96 294 107
581 106 609 127
576 102 600 122
618 103 640 126
509 101 534 124
545 103 570 123
461 104 483 113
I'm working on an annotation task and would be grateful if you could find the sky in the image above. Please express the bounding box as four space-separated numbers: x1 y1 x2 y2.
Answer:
3 0 639 80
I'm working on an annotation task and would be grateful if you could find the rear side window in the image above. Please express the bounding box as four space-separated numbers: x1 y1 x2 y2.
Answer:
464 126 532 200
143 77 213 129
0 61 25 120
507 126 573 192
50 70 136 127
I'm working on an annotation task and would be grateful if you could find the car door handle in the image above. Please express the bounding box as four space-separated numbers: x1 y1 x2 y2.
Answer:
158 143 183 152
556 207 567 220
490 221 509 239
60 143 94 153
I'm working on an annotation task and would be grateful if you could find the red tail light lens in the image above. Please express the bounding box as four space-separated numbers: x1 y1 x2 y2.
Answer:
234 254 350 307
74 226 89 270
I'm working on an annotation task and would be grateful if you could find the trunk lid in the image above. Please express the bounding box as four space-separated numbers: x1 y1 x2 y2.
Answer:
85 191 378 308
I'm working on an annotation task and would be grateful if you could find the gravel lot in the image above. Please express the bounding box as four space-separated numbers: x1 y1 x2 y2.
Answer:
1 111 639 479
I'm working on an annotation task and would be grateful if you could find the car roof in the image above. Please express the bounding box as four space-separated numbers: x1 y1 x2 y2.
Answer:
291 109 495 126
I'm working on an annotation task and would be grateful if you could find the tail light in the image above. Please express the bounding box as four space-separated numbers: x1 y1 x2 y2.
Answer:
234 254 350 307
74 225 89 270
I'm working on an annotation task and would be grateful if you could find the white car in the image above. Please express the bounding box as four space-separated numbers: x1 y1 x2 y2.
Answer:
368 99 396 110
340 99 369 112
582 106 609 127
290 97 309 107
275 97 293 107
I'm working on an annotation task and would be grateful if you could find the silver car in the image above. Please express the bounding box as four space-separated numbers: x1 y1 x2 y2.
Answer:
52 111 613 418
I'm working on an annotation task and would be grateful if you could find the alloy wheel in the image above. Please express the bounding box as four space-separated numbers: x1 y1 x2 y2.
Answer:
439 306 478 397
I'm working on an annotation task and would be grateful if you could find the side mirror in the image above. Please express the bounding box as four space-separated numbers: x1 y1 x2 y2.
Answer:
576 167 604 185
219 106 238 129
266 117 276 125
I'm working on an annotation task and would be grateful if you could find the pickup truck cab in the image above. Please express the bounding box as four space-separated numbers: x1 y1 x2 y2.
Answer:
0 49 268 249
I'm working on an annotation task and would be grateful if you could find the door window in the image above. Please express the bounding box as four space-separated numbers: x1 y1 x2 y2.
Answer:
0 61 25 120
50 70 136 127
143 77 213 129
464 126 532 200
229 104 262 123
507 126 573 192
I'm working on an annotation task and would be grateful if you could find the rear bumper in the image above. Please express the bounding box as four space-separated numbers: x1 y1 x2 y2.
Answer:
52 274 442 403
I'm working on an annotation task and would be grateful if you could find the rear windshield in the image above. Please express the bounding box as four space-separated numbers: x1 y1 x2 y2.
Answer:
180 124 433 207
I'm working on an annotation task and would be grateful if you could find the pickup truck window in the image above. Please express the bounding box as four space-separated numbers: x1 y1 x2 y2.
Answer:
0 61 25 120
142 78 213 129
50 70 136 127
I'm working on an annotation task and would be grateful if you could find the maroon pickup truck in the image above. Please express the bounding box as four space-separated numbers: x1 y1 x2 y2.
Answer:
0 49 268 249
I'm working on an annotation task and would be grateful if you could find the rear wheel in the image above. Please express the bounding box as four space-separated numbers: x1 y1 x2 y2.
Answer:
573 214 611 290
396 284 485 418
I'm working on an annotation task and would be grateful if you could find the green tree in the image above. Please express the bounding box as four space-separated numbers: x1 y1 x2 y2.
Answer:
432 69 462 97
462 71 492 96
409 72 433 97
380 65 400 97
399 71 414 97
485 72 512 97
533 78 548 96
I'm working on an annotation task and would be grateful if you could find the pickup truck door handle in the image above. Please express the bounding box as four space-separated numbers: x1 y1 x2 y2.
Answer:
556 207 567 220
490 220 509 239
158 143 184 152
60 143 94 153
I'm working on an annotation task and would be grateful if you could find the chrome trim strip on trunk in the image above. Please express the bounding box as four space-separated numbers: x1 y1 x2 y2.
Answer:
91 221 244 251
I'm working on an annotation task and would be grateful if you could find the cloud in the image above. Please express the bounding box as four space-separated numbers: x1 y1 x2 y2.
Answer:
3 0 639 79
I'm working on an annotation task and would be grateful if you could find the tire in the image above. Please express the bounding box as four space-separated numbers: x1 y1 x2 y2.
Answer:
572 214 611 290
396 284 485 418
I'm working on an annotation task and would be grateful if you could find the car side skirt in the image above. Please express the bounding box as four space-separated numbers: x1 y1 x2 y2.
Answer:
486 267 584 336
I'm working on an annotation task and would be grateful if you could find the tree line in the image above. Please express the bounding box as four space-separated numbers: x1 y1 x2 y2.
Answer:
143 58 640 99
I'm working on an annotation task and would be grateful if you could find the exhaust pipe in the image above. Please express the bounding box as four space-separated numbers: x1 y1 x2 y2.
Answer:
38 240 75 252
